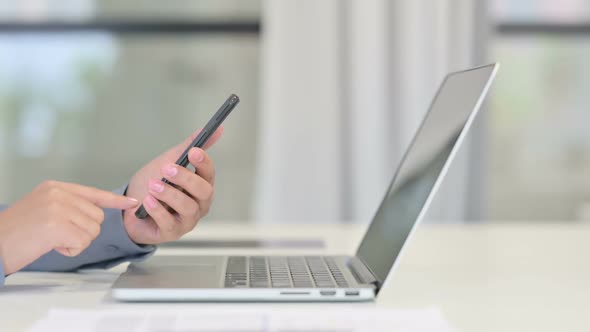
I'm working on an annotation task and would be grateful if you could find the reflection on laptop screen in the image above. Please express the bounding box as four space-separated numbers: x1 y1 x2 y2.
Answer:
356 65 497 282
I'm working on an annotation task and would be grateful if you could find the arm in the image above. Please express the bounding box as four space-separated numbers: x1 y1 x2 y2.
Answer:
0 182 145 286
1 127 221 285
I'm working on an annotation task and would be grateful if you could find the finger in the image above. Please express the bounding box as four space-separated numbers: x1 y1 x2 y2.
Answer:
55 223 94 257
142 194 182 241
60 244 86 257
57 195 102 239
201 125 224 150
58 182 139 210
161 126 224 169
161 163 214 203
175 126 224 155
55 246 87 257
188 148 215 184
59 190 105 224
54 247 70 256
68 210 102 240
147 179 200 221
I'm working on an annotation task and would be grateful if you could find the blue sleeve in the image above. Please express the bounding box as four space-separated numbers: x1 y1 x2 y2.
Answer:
0 204 7 286
0 253 4 286
1 186 156 284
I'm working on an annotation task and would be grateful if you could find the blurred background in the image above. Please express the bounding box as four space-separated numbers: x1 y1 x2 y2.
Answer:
1 0 589 224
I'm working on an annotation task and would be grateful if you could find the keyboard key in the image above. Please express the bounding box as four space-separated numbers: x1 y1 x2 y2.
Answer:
225 256 348 289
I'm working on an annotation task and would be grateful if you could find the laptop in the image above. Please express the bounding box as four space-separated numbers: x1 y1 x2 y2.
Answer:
111 63 499 302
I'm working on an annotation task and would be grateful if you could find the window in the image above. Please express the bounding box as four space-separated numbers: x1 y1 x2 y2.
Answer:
0 1 261 221
489 1 590 220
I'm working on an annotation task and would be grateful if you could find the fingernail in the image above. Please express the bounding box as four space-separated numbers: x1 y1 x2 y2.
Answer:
192 149 204 163
145 195 158 209
163 165 178 177
127 197 139 206
149 180 165 193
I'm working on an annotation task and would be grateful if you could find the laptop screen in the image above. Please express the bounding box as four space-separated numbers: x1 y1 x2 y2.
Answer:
356 64 498 283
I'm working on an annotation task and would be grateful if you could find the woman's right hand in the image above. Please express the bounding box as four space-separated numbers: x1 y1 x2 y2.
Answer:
0 181 139 275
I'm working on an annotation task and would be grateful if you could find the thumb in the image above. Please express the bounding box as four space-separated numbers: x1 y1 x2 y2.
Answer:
201 125 224 150
158 126 225 166
60 182 139 210
174 126 225 155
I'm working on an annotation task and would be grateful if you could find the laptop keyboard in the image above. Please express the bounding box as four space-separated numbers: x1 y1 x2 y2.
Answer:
224 256 349 288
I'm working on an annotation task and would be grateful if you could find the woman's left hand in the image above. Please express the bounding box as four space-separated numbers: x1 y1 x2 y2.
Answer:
123 127 223 245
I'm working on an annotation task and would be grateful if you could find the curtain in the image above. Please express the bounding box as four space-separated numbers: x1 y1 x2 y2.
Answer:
255 0 488 223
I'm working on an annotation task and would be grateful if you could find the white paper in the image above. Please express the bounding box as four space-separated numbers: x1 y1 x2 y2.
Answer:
28 307 454 332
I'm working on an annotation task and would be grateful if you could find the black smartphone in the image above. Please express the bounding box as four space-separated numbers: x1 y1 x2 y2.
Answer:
135 93 240 219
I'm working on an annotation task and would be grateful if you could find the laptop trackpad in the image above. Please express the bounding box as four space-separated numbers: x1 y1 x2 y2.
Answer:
122 256 224 288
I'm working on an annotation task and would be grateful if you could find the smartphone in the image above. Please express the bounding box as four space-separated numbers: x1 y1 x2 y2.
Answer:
135 93 240 219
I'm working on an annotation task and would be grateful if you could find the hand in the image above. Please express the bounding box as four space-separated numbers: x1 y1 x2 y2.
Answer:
0 181 139 275
123 127 223 245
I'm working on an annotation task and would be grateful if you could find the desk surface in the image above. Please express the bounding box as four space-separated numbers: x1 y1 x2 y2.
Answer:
3 222 590 332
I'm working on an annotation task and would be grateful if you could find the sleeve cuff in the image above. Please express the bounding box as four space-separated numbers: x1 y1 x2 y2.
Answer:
96 206 156 269
0 205 6 285
0 257 5 286
92 185 156 269
110 185 156 252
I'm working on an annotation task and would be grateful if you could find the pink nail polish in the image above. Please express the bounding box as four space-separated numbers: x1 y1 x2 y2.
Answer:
149 180 165 193
145 196 158 209
163 165 178 177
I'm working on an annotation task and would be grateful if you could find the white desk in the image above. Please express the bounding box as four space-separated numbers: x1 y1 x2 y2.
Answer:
3 222 590 332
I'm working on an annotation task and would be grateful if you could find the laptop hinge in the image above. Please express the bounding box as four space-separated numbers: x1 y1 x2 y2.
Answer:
348 257 381 291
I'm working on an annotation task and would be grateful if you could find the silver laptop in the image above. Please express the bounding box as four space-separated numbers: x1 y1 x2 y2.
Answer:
111 64 499 302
